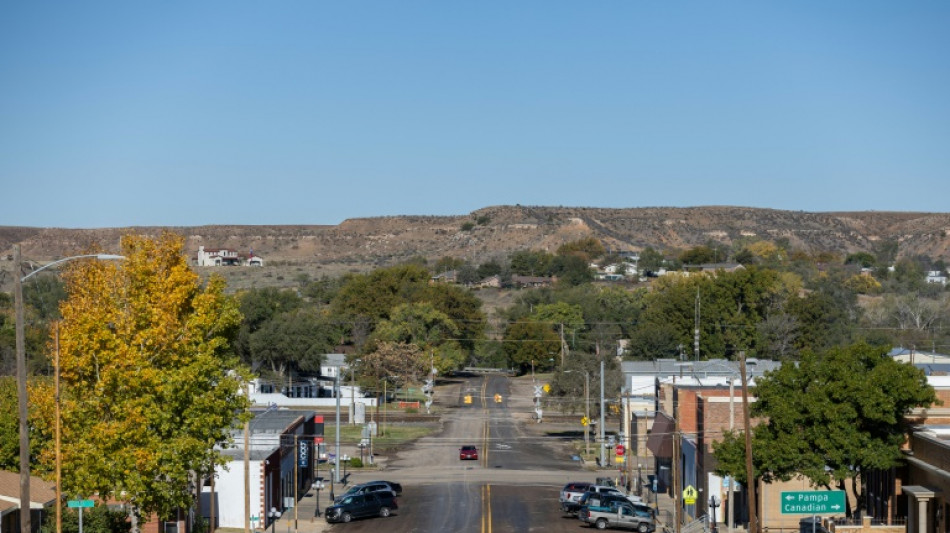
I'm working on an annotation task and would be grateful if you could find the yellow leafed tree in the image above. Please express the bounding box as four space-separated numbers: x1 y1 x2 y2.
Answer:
53 233 249 530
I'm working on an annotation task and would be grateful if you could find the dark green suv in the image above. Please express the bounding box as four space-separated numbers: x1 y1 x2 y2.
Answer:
324 492 398 523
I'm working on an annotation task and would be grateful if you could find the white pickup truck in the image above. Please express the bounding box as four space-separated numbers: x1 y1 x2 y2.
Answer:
579 501 656 532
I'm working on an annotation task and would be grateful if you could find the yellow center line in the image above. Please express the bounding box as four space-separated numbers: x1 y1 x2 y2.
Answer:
481 376 490 466
481 484 492 533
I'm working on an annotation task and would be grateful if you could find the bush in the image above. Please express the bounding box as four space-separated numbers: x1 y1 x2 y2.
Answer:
349 457 364 468
460 221 475 231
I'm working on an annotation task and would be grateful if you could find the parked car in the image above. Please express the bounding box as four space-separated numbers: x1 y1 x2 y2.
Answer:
579 502 655 531
324 492 398 524
560 481 595 514
334 481 398 503
459 445 479 460
580 493 655 519
363 479 403 496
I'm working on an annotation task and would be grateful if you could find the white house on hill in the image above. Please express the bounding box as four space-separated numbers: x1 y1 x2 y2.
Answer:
195 246 264 267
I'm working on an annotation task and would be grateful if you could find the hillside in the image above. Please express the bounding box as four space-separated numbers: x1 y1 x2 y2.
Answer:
2 206 949 291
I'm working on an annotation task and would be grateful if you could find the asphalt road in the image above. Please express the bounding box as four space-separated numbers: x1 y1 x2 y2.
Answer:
322 373 600 533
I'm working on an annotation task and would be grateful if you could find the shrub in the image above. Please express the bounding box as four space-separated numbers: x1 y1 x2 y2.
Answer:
349 457 364 468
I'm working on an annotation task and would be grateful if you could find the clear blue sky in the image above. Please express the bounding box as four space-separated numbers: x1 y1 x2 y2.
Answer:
2 2 948 228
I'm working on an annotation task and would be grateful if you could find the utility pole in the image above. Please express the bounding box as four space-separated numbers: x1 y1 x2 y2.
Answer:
673 390 681 533
54 324 61 533
334 372 341 483
740 352 758 533
559 323 567 367
728 377 735 531
244 383 251 533
599 359 606 468
14 245 30 533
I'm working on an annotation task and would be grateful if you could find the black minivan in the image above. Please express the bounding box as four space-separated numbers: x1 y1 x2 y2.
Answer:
325 492 398 523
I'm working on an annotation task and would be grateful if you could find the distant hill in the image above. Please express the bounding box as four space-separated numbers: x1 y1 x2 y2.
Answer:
2 206 949 291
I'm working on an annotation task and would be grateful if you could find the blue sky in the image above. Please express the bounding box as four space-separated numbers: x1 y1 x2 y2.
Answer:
2 2 948 228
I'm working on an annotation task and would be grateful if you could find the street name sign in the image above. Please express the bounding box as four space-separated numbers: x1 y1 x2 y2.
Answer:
780 491 846 515
67 500 94 508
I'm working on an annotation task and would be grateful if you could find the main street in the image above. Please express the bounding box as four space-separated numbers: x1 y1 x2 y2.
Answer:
306 372 606 532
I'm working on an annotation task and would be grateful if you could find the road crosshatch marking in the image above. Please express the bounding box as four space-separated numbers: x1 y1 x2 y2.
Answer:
780 490 846 515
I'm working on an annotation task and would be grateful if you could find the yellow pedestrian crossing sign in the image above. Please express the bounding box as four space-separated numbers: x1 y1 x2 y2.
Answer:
581 416 589 426
464 395 472 404
683 485 698 505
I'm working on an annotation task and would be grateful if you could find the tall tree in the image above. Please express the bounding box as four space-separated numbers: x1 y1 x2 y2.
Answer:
370 302 464 373
713 343 937 517
54 233 250 530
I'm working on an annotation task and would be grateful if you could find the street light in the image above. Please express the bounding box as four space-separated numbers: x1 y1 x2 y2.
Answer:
13 246 124 533
564 370 591 457
268 507 281 533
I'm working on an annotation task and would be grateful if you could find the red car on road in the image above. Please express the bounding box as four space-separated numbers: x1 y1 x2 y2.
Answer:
459 445 478 460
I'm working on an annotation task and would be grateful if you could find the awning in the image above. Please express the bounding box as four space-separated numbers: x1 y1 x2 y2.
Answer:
646 412 674 458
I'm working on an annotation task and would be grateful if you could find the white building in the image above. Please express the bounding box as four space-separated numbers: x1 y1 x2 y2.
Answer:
203 410 323 530
196 246 264 267
926 270 947 285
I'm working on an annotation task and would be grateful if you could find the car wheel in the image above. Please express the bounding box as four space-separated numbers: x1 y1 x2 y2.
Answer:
379 507 391 518
341 513 352 523
638 523 649 533
595 518 608 530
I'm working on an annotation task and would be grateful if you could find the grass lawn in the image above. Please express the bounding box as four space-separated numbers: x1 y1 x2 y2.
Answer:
322 422 438 455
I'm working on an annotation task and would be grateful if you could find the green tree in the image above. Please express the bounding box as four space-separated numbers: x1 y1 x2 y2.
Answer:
331 264 431 323
679 245 719 266
556 237 606 262
41 505 131 533
845 252 877 268
550 254 593 286
371 302 464 373
509 250 554 276
502 320 561 374
55 233 250 530
476 260 503 280
638 247 666 274
234 287 303 366
0 376 53 473
713 344 937 516
249 308 340 378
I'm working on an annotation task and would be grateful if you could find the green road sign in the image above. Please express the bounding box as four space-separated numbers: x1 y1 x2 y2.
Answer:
780 491 846 515
67 500 94 508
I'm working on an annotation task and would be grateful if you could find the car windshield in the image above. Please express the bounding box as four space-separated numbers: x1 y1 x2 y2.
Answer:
341 486 362 497
462 446 476 451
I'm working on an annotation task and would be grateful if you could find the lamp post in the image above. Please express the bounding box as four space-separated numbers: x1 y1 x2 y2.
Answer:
709 495 721 533
268 507 280 533
13 247 124 533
